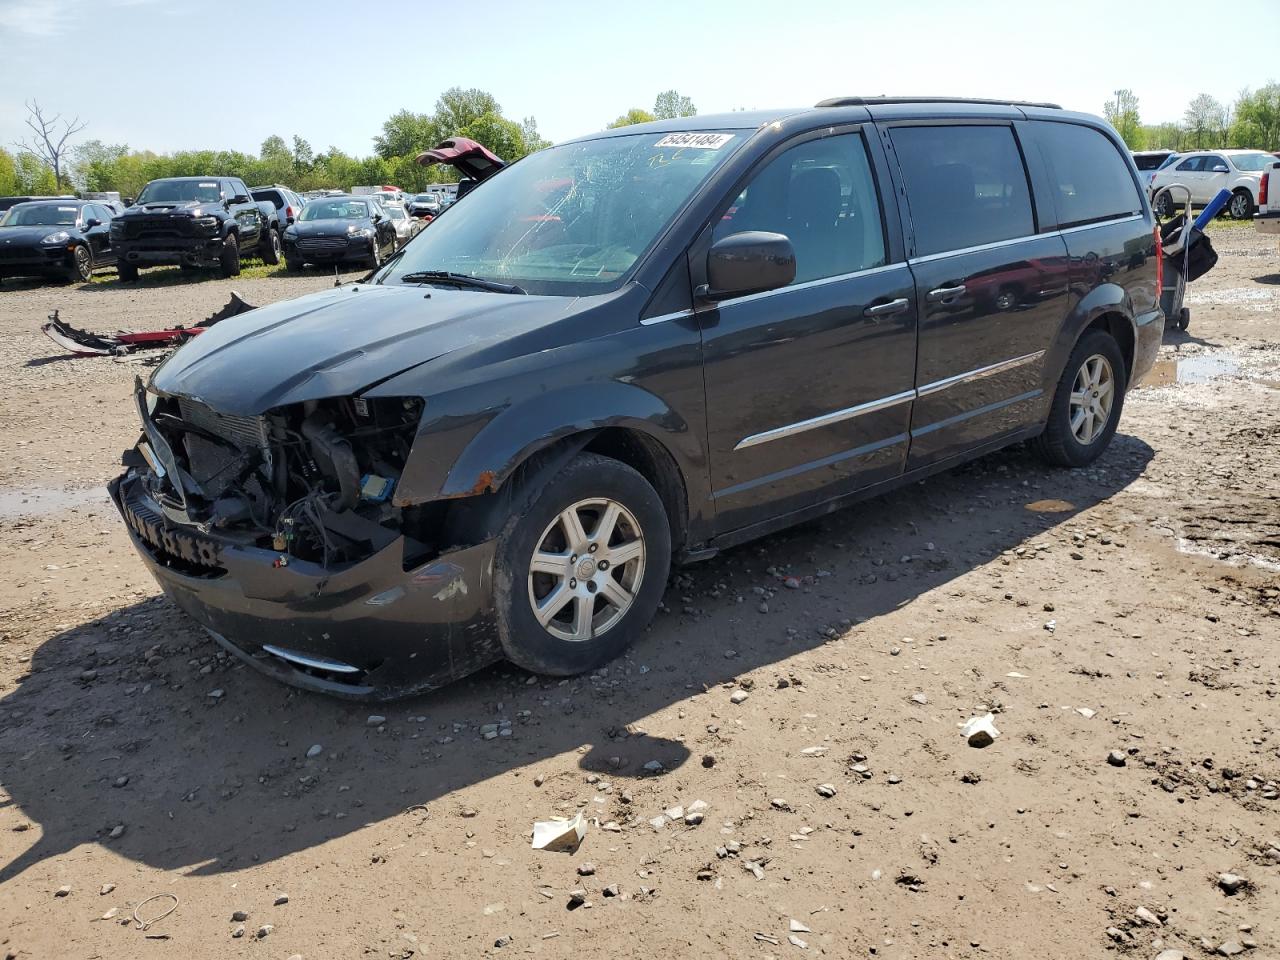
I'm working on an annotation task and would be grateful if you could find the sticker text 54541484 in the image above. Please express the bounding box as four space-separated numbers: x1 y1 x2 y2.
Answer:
653 133 735 150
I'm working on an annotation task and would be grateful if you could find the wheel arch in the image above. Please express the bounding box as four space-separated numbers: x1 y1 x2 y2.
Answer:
1049 285 1137 386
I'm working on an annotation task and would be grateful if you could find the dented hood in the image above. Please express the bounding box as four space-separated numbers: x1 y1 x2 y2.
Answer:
149 284 572 415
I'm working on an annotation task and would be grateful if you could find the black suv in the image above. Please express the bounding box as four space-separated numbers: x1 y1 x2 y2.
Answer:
111 176 280 280
111 97 1162 699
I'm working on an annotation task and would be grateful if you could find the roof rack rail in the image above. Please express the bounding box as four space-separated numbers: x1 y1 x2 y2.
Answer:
815 96 1063 110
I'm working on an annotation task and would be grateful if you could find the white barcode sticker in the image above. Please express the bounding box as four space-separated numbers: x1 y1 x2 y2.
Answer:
653 133 734 150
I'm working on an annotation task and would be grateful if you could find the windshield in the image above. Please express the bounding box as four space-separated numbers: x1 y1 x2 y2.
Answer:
299 199 369 221
1 203 81 226
379 130 742 296
1229 152 1274 172
137 180 223 204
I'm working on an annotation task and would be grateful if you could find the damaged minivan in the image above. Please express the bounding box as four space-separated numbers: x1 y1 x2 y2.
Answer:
112 99 1162 699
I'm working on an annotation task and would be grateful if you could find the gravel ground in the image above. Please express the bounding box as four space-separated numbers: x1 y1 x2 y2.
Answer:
0 233 1278 960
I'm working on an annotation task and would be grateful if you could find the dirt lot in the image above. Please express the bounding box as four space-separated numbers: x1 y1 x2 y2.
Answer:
1 234 1278 960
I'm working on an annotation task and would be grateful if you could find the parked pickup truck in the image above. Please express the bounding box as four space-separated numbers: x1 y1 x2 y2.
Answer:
110 176 280 281
1257 158 1280 247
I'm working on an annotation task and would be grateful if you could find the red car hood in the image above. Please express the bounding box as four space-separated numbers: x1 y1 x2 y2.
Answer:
415 137 506 182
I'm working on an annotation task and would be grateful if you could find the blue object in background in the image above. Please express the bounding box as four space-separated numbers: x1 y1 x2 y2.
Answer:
1193 189 1232 231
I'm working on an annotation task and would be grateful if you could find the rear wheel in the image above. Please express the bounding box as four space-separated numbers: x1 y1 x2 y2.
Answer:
219 233 241 278
1228 189 1254 220
1034 329 1127 467
494 453 670 677
117 262 139 283
67 244 93 283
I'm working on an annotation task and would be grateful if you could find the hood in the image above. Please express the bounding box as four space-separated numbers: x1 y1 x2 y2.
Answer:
0 224 77 245
288 218 368 236
149 284 578 415
122 200 219 218
415 137 506 182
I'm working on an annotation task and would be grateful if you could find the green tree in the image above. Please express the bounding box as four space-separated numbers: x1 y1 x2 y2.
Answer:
1229 83 1280 149
1183 93 1227 149
433 87 502 136
459 112 526 161
608 107 657 129
0 148 18 196
291 136 313 175
1103 89 1143 149
373 109 437 160
653 89 696 120
520 116 551 152
14 151 58 194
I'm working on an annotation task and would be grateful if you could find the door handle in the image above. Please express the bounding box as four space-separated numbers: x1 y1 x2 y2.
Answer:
862 297 910 319
926 284 967 303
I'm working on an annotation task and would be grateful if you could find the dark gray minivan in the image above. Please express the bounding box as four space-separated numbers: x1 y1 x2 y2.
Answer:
112 96 1162 698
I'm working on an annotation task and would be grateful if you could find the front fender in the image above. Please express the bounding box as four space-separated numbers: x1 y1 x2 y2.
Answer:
395 380 696 504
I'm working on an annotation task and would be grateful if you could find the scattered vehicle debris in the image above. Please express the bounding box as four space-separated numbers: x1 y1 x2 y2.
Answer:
40 292 256 357
960 713 1001 748
531 811 586 852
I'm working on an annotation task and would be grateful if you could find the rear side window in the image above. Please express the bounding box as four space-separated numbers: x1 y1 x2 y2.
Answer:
889 125 1034 257
1176 156 1202 172
1033 122 1143 228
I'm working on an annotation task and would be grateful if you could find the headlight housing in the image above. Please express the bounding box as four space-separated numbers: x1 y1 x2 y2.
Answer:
42 231 71 244
348 225 374 238
192 216 219 231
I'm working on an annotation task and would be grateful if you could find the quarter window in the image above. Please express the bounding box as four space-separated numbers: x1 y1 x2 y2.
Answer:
1032 122 1142 227
712 133 887 284
889 125 1034 257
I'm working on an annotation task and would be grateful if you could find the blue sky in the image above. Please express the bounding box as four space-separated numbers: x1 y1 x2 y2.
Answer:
1 0 1274 157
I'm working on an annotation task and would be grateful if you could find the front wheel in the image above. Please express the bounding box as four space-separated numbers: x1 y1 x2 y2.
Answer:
494 453 671 677
259 226 281 265
219 233 241 278
368 240 383 269
1228 190 1254 220
117 262 139 283
1153 191 1174 218
67 244 93 283
1034 329 1127 467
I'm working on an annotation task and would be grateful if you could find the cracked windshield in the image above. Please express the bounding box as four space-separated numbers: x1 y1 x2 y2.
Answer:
379 132 740 295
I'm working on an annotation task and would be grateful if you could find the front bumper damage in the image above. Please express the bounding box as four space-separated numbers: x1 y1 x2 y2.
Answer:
110 470 502 699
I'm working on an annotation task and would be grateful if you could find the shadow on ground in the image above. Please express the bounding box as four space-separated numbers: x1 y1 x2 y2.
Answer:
0 435 1154 884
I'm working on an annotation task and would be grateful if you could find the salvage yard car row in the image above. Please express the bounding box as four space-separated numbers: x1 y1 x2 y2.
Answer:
0 180 439 285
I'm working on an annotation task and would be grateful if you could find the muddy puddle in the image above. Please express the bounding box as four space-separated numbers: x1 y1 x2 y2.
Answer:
1140 353 1242 387
0 486 110 520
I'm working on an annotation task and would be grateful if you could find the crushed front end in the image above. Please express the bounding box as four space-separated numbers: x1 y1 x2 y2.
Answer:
110 377 502 699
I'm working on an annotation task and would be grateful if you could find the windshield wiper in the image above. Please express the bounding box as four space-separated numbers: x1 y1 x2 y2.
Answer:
397 270 526 295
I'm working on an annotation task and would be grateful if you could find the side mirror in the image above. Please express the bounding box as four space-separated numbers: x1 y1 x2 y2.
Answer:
123 197 134 206
85 218 102 228
1210 164 1229 173
232 194 250 204
372 213 383 222
698 231 796 301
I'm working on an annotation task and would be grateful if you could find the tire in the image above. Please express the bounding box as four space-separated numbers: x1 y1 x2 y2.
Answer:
117 262 139 283
285 257 302 272
1228 189 1254 220
1153 192 1174 219
179 262 198 272
1034 329 1127 468
1177 307 1190 331
67 244 93 283
259 226 281 265
368 240 383 270
219 233 241 278
494 452 671 677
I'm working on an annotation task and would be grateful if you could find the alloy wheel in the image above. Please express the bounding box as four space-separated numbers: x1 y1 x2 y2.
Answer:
527 498 646 642
1228 192 1249 219
73 246 91 281
1069 354 1115 445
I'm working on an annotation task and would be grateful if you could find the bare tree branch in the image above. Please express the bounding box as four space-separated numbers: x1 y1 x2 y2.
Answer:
13 99 88 191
